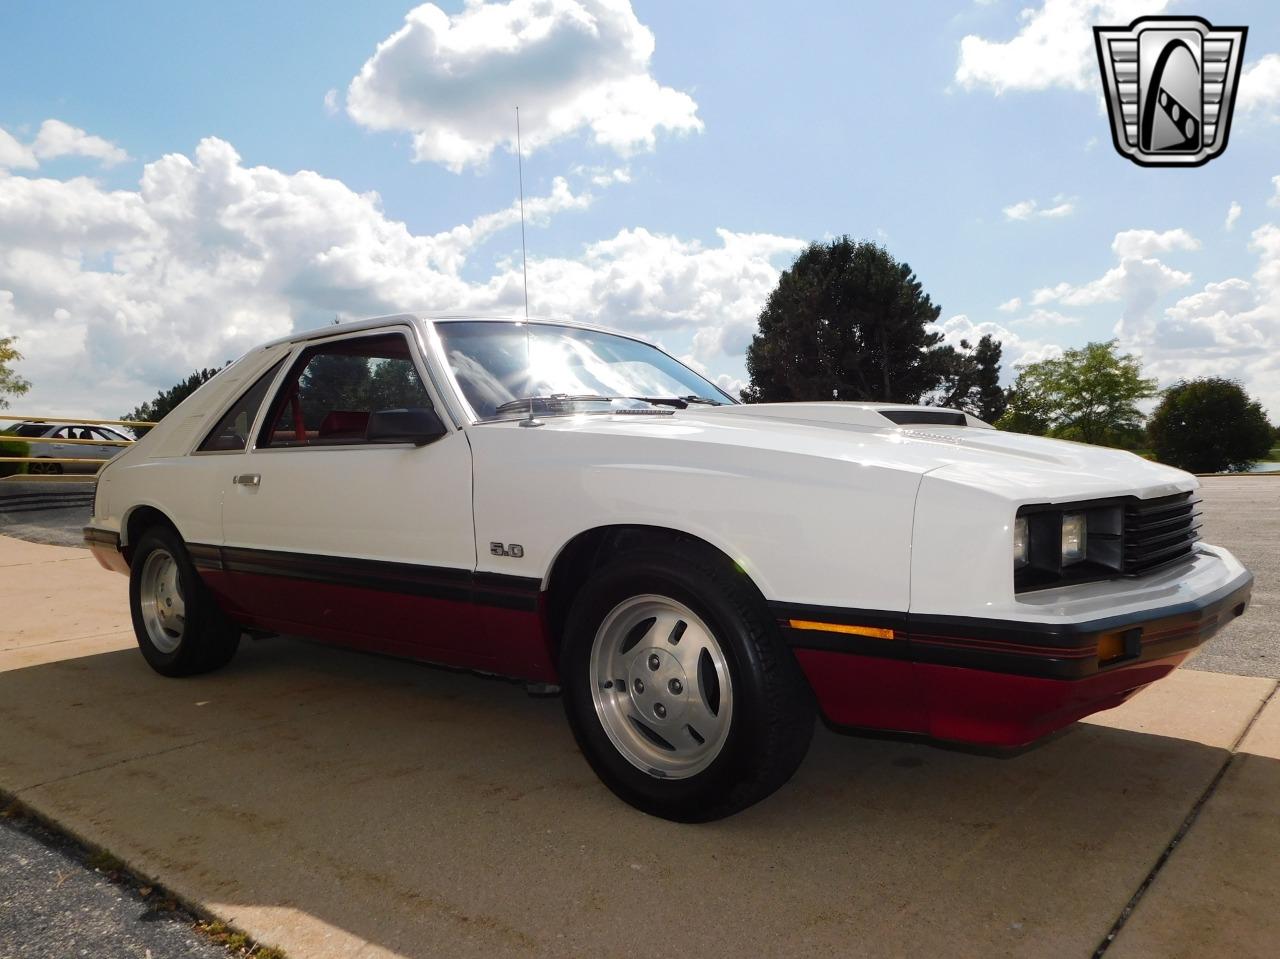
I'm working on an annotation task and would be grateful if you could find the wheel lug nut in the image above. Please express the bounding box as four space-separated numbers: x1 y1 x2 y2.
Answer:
633 678 645 694
654 702 667 719
668 678 683 695
647 654 660 671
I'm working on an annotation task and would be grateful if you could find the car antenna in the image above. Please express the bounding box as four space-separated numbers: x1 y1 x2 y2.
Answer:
516 106 542 428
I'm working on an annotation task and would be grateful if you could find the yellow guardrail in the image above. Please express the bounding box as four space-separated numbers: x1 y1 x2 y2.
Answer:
0 413 157 481
0 414 156 428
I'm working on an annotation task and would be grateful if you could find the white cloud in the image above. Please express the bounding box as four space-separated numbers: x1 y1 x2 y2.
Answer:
0 128 37 170
1118 225 1280 417
1238 54 1280 119
1005 216 1280 417
573 163 631 187
0 136 798 416
323 89 340 116
1011 308 1080 327
526 227 804 360
1003 199 1036 221
344 0 701 171
956 0 1168 94
1225 201 1243 231
1023 228 1197 342
31 119 128 166
1110 228 1200 259
931 315 1062 377
997 296 1022 313
1003 196 1075 220
1 119 128 172
1272 175 1280 207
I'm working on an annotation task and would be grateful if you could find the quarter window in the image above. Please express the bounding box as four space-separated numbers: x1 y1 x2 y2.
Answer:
258 333 434 448
198 358 287 452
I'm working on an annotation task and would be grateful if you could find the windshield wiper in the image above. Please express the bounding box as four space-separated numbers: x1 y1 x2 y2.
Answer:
492 394 615 415
628 395 723 409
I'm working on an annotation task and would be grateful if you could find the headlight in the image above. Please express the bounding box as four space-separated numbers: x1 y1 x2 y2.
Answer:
1014 517 1029 568
1014 503 1123 592
1061 512 1087 565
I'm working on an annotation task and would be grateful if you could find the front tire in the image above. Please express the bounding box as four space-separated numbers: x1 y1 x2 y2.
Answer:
129 526 240 676
561 546 815 822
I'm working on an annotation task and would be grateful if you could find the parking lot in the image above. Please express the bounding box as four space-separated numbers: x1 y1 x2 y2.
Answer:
1 477 1277 958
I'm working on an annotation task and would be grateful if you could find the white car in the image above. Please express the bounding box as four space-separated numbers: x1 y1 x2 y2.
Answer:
84 315 1253 821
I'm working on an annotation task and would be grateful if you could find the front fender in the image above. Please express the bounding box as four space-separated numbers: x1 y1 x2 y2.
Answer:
468 423 922 612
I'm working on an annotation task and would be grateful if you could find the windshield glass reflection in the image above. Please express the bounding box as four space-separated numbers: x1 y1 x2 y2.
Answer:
435 321 735 419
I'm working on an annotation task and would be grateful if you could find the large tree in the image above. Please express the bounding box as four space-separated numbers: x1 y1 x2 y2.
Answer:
742 238 978 405
0 336 32 409
1148 378 1273 473
122 367 225 433
933 334 1007 423
997 341 1156 447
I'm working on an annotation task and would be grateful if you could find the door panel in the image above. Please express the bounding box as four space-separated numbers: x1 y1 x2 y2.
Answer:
219 433 480 653
212 328 504 666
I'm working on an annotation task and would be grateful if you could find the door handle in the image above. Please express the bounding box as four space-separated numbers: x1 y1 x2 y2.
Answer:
233 473 261 488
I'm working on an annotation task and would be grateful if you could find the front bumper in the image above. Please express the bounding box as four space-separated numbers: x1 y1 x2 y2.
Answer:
780 549 1253 748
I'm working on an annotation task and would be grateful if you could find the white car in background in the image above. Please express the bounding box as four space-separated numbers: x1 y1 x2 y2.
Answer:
84 315 1253 821
4 421 134 474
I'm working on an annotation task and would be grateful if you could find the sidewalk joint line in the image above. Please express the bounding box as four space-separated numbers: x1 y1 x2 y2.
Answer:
14 717 300 795
1091 679 1279 958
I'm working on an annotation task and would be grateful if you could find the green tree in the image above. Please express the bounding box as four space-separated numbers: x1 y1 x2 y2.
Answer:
122 367 225 434
1148 378 1273 473
0 336 32 409
742 238 976 404
366 358 430 411
997 341 1156 447
934 334 1007 422
297 354 371 426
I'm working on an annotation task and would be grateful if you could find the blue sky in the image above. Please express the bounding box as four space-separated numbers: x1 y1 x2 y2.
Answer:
2 0 1279 417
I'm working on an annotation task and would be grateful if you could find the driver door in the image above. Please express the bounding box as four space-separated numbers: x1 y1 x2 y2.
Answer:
217 327 481 664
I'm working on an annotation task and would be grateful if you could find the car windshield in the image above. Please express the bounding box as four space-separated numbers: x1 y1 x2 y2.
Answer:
435 321 735 420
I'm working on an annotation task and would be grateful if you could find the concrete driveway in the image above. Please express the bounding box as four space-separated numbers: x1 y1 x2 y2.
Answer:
1 479 1277 958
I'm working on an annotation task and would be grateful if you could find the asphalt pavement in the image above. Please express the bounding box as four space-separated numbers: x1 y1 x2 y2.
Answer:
1188 477 1280 678
0 808 227 959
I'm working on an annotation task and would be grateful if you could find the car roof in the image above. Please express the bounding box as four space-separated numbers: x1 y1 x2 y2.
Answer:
256 313 645 352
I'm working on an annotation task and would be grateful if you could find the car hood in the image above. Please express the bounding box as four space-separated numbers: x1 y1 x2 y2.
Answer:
539 402 1195 504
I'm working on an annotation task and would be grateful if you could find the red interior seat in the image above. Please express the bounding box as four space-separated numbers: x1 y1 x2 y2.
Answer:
317 410 370 439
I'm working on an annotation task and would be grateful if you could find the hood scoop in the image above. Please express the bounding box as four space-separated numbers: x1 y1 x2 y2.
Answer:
694 402 990 432
876 409 968 427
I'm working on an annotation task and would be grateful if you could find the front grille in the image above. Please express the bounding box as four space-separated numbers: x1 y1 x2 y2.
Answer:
1124 492 1202 576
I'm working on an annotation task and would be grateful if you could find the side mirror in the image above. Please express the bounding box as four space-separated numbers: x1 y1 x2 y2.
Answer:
366 408 448 447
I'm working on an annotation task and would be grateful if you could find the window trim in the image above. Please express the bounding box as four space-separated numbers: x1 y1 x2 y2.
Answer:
249 326 449 454
193 356 290 455
189 348 294 457
424 318 738 425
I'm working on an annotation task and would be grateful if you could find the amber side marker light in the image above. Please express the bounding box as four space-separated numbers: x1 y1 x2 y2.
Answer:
788 620 895 640
1097 628 1140 666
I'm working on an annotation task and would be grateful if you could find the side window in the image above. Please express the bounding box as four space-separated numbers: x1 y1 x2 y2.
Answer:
197 358 287 452
52 427 74 439
258 332 434 449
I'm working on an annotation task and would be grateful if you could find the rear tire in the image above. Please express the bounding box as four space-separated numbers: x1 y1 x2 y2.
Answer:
561 545 815 822
129 526 240 676
29 461 62 475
